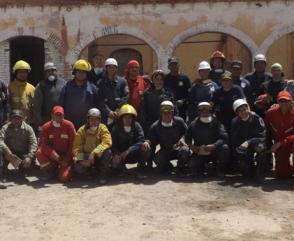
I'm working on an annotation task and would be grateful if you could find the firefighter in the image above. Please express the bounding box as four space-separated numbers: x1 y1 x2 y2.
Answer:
34 62 66 128
231 60 252 103
140 69 175 133
231 99 266 178
125 60 149 113
8 60 35 125
243 54 272 115
111 104 150 179
141 101 189 175
59 59 99 129
265 90 294 179
164 57 191 121
96 58 129 126
188 61 218 122
185 102 229 177
88 52 105 85
209 50 226 85
36 106 76 182
73 108 112 184
212 71 245 133
0 109 37 180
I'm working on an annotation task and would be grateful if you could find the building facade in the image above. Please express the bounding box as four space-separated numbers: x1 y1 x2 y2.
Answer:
0 0 293 84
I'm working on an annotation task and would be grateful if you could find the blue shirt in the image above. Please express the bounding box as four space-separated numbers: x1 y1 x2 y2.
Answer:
59 79 98 129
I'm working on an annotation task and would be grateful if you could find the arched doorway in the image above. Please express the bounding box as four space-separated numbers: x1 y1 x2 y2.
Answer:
79 34 157 78
173 32 252 82
10 36 45 86
266 33 294 79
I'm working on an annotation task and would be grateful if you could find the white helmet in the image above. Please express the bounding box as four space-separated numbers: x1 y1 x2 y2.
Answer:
105 58 118 67
254 54 267 63
271 63 283 71
44 62 57 71
160 100 174 112
197 61 211 71
87 108 101 118
198 102 212 110
233 99 248 112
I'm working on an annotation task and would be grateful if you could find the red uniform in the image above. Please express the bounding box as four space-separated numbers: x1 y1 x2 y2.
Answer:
125 60 150 112
265 104 294 178
37 113 76 182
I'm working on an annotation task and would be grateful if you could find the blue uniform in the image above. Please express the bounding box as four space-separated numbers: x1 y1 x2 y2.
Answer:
59 79 99 129
187 80 218 122
185 117 229 175
212 85 245 132
231 112 266 177
96 75 129 124
164 73 191 120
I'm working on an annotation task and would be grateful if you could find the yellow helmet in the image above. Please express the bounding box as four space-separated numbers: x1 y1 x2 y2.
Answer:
12 60 31 73
73 59 91 72
118 104 137 118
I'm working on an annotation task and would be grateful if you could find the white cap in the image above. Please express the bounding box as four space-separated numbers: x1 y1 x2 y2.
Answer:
160 100 174 111
197 61 211 71
44 62 57 71
105 58 118 67
233 99 248 112
198 102 212 110
271 63 283 71
254 54 267 63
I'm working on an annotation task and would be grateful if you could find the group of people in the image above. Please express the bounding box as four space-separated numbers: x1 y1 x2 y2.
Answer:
0 50 294 184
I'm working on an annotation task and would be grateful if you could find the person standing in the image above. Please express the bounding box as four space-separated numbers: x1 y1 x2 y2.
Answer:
9 60 35 126
96 58 129 126
164 57 191 121
34 62 66 128
59 59 98 129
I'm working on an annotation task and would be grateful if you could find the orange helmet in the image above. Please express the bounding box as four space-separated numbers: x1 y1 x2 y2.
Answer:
210 50 226 61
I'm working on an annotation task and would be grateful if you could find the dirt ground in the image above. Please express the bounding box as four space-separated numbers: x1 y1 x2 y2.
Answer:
0 165 294 241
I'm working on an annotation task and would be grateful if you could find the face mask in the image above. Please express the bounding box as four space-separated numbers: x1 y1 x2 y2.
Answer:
241 115 250 121
90 126 98 131
214 69 223 74
124 126 131 133
48 75 56 82
201 79 211 85
161 121 173 127
200 116 213 123
94 68 102 74
52 121 61 128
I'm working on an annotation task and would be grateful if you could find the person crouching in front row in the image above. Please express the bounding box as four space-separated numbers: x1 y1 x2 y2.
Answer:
72 108 112 184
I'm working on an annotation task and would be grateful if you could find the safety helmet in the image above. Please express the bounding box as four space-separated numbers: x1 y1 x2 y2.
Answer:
44 62 57 71
118 104 137 118
160 100 174 112
13 60 31 73
210 51 226 61
198 102 212 111
197 61 211 71
254 54 267 63
233 99 248 112
73 59 91 72
271 63 283 71
105 58 118 67
87 108 101 118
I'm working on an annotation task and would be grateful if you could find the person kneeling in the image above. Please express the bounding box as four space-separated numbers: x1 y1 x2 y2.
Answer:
231 99 266 179
72 108 112 184
111 104 150 179
185 102 229 177
0 110 37 180
36 106 76 182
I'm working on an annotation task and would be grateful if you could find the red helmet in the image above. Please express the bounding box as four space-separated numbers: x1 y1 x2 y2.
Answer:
210 50 226 60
